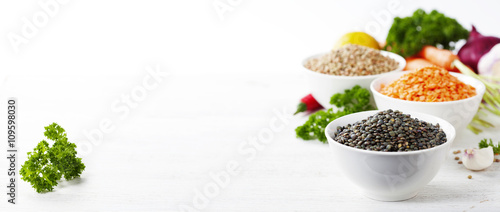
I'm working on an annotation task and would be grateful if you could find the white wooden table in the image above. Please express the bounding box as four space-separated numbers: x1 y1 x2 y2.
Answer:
1 1 499 211
0 73 499 212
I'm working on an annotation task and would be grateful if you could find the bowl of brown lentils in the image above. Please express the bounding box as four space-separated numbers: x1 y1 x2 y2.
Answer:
325 109 455 201
302 44 405 108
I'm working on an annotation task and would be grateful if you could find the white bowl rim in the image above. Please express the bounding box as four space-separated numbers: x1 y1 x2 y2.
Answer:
370 71 486 105
325 110 456 156
301 50 406 79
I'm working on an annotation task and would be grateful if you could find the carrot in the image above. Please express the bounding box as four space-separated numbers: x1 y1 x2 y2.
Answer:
405 57 437 71
418 45 459 71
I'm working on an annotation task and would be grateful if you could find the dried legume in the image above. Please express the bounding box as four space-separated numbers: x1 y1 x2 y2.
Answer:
332 109 447 152
379 66 476 102
305 44 399 76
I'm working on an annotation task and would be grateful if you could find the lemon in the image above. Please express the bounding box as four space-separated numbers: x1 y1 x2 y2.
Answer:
333 32 380 50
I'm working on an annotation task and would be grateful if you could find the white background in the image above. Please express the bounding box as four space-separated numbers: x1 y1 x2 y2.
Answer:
0 0 500 211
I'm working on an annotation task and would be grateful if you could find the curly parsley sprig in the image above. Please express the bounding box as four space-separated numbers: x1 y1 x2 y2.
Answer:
20 123 85 193
295 85 375 143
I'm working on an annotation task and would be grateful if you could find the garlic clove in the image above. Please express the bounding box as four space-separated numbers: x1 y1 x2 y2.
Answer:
478 44 500 77
462 147 494 171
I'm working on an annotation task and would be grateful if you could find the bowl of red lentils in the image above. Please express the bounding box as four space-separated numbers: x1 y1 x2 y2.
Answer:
370 66 486 131
302 44 406 108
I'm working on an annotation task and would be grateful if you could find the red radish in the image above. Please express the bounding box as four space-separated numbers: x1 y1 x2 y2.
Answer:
294 94 322 115
458 25 500 73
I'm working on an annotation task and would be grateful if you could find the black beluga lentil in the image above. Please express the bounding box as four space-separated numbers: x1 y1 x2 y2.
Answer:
333 109 447 152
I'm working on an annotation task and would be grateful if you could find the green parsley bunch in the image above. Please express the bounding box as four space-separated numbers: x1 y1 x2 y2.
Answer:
295 85 375 143
385 9 469 58
20 123 85 193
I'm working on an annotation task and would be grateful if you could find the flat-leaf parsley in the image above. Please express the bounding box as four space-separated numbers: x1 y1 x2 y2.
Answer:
479 138 500 155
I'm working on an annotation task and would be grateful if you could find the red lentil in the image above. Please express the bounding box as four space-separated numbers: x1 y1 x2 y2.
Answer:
380 66 476 102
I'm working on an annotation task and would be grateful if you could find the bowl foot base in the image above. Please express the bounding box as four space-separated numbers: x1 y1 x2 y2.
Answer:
362 191 418 202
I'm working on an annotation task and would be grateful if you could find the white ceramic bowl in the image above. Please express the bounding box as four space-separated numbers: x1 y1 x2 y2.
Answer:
302 51 406 108
370 72 486 131
325 110 456 201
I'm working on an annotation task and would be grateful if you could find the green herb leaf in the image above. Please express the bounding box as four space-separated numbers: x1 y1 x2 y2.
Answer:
19 140 62 193
330 85 375 113
20 123 85 193
296 85 375 143
478 138 500 154
385 9 469 57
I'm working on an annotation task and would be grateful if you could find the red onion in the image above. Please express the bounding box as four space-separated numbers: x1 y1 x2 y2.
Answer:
457 25 500 73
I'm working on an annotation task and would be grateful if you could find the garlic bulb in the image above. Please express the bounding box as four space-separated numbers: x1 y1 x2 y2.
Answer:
462 147 494 171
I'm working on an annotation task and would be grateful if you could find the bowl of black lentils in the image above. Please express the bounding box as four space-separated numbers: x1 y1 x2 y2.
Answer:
325 109 455 201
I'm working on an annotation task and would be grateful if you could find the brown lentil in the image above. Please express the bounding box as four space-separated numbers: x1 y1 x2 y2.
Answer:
332 109 447 152
305 44 399 76
454 156 460 160
458 161 463 164
468 175 472 179
453 150 461 154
